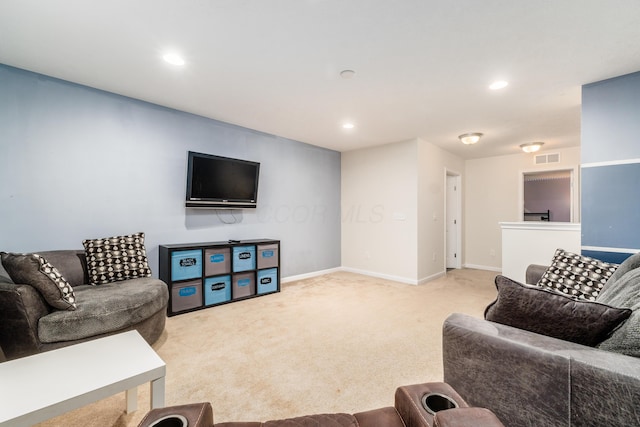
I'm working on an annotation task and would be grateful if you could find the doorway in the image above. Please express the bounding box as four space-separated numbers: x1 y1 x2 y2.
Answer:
445 171 462 269
522 169 573 222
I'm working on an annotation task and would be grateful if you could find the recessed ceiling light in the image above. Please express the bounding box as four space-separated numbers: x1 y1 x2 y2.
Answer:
489 80 508 90
342 122 355 129
163 53 185 66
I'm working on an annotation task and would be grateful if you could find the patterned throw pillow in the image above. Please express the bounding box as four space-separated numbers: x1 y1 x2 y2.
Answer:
0 252 77 310
537 248 618 301
83 232 152 285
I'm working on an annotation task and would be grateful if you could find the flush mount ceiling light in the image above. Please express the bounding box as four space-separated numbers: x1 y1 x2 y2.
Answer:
162 52 185 66
342 122 355 129
489 80 509 90
458 132 483 145
520 142 544 153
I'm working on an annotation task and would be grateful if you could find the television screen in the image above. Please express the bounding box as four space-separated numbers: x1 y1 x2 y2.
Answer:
186 151 260 208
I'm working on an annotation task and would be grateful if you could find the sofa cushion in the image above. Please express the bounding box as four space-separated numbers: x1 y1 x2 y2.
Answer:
38 277 168 343
537 248 618 300
36 250 88 287
0 258 13 283
600 252 640 293
82 232 152 285
262 414 358 427
596 266 640 356
485 275 631 346
1 252 77 310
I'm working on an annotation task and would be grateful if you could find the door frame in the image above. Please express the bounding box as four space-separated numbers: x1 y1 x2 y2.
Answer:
518 166 579 223
445 169 462 269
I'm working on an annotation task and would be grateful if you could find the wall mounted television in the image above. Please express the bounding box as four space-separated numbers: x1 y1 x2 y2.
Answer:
185 151 260 209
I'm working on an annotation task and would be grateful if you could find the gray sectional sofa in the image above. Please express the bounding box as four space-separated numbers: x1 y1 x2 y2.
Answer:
0 249 168 361
443 257 640 426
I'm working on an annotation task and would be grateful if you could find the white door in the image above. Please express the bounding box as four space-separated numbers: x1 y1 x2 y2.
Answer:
446 174 461 269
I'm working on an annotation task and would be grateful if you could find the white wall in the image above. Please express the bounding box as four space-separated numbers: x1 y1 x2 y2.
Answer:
464 146 581 271
341 140 418 283
501 222 581 283
341 138 465 284
417 139 465 282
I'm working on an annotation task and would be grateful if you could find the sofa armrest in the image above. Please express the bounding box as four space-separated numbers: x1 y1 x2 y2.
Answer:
567 346 640 425
433 408 504 427
0 282 50 359
525 264 547 284
139 402 214 427
443 313 572 426
443 312 640 426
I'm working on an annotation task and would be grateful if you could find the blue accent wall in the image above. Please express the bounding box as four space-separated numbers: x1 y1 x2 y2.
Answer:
582 72 640 163
581 163 640 249
581 250 632 265
0 64 341 277
581 71 640 263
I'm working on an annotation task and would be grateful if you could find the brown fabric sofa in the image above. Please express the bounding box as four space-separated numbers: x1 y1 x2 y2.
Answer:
137 383 505 427
0 249 168 360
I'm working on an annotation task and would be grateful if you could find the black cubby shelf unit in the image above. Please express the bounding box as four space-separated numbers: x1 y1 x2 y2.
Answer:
159 239 280 317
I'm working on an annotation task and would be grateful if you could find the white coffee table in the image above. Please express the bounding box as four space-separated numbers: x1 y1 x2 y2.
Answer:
0 330 166 427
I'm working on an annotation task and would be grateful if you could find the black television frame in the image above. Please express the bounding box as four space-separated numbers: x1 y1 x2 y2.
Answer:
185 151 260 209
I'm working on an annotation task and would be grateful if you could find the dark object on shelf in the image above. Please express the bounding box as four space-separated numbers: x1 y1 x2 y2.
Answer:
524 209 550 221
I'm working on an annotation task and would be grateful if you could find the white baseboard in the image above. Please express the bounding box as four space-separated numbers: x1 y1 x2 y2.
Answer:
336 266 420 285
281 267 342 283
463 263 502 273
283 265 492 285
418 270 447 285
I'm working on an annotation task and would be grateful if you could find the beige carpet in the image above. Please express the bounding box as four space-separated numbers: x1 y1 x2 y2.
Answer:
37 268 497 427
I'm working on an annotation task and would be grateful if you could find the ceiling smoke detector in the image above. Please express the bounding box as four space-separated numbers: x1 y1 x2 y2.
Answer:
340 70 356 79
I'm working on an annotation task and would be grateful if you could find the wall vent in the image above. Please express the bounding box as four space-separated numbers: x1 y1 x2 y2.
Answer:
535 153 560 165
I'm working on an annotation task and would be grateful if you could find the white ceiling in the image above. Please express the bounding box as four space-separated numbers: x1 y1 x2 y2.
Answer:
2 1 640 159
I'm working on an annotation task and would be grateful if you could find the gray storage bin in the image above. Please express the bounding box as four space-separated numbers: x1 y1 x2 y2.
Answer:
171 280 203 312
232 272 256 299
257 243 279 269
204 247 231 276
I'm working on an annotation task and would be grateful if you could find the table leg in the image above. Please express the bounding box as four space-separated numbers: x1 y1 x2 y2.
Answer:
126 386 138 413
150 376 165 409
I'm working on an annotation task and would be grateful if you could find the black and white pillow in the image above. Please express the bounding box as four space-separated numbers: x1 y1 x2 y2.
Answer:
538 248 618 300
0 252 77 310
83 232 152 285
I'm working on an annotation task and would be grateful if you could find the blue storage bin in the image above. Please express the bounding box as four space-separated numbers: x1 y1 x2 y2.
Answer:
171 249 203 281
257 268 278 294
232 245 256 272
204 275 232 306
